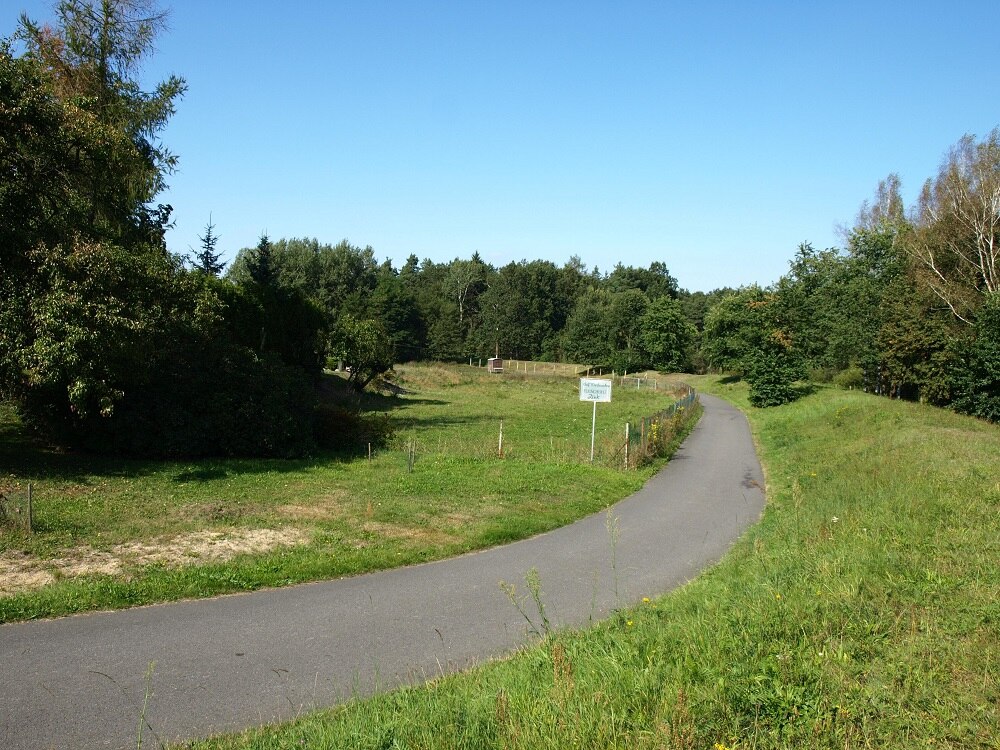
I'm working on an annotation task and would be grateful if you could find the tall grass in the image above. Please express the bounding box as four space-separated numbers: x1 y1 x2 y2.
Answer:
181 377 999 749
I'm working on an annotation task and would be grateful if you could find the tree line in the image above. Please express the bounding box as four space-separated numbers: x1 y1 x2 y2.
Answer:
2 1 996 462
703 150 999 418
226 133 1000 423
224 240 698 380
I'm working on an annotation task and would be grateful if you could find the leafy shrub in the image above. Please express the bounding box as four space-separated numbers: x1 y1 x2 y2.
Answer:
833 366 864 389
13 241 323 458
38 342 319 459
807 367 836 383
746 349 802 407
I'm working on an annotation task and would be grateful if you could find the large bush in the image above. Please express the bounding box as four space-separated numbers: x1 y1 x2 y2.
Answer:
76 344 319 459
746 345 803 407
13 240 321 457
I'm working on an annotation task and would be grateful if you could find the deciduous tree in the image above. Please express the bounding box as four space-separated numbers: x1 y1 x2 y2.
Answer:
331 316 394 391
949 293 1000 420
640 296 695 372
607 289 650 372
562 289 613 366
2 5 328 456
907 129 1000 323
702 287 805 406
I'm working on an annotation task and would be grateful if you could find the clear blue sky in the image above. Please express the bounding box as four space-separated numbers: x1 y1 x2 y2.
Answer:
8 1 1000 291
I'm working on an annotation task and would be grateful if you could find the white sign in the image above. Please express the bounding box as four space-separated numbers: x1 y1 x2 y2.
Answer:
579 378 612 403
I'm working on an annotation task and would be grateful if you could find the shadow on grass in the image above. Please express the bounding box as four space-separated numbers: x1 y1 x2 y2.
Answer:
2 444 367 485
0 409 373 485
793 382 818 398
393 413 495 433
1 369 501 485
173 466 232 482
320 371 449 414
0 375 423 484
360 394 450 412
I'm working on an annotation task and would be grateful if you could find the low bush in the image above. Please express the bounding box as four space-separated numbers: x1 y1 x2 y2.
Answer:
832 366 863 390
807 366 837 383
26 343 320 458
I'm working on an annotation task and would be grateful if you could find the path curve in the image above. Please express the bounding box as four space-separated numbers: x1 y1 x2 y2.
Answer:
0 393 764 750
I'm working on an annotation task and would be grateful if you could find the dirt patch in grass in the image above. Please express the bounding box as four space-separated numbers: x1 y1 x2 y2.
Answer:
276 490 351 521
113 528 310 565
354 521 458 548
0 527 310 597
441 511 478 526
0 551 57 594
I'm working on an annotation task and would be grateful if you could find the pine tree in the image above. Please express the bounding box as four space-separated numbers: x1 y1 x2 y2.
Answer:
195 216 225 275
247 232 274 286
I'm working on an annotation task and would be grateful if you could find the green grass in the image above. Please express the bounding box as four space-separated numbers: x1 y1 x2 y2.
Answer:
177 376 999 749
0 363 693 622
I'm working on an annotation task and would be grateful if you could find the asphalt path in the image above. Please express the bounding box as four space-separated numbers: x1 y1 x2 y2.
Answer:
0 393 765 750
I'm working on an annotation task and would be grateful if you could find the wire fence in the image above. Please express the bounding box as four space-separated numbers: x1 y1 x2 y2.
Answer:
471 358 587 378
391 385 700 471
475 358 676 394
623 387 698 469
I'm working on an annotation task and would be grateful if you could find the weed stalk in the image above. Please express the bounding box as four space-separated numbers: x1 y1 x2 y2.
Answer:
606 509 621 603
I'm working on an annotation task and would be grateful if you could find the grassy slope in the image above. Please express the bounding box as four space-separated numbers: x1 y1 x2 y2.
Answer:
0 364 690 622
182 377 999 749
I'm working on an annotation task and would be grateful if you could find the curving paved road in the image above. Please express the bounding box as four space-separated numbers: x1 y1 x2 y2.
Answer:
0 393 764 750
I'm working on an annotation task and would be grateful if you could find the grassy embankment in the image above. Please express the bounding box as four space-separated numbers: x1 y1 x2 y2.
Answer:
180 376 999 749
0 363 691 622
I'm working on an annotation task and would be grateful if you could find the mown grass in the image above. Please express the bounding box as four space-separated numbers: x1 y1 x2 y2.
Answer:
0 363 691 622
179 376 999 749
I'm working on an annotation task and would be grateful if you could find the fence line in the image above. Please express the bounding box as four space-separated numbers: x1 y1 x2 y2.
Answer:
474 358 676 393
619 387 698 469
395 386 698 471
479 359 589 378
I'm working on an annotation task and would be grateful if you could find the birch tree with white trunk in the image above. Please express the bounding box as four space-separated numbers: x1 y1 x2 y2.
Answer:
906 128 1000 324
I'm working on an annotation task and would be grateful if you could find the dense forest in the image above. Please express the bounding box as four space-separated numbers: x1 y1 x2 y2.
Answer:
2 1 997 460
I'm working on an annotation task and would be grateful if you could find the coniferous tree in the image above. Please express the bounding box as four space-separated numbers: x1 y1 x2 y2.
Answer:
195 216 225 275
16 0 187 245
247 233 274 286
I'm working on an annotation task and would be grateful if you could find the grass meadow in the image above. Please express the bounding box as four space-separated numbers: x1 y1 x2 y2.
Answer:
178 376 999 749
0 363 692 622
